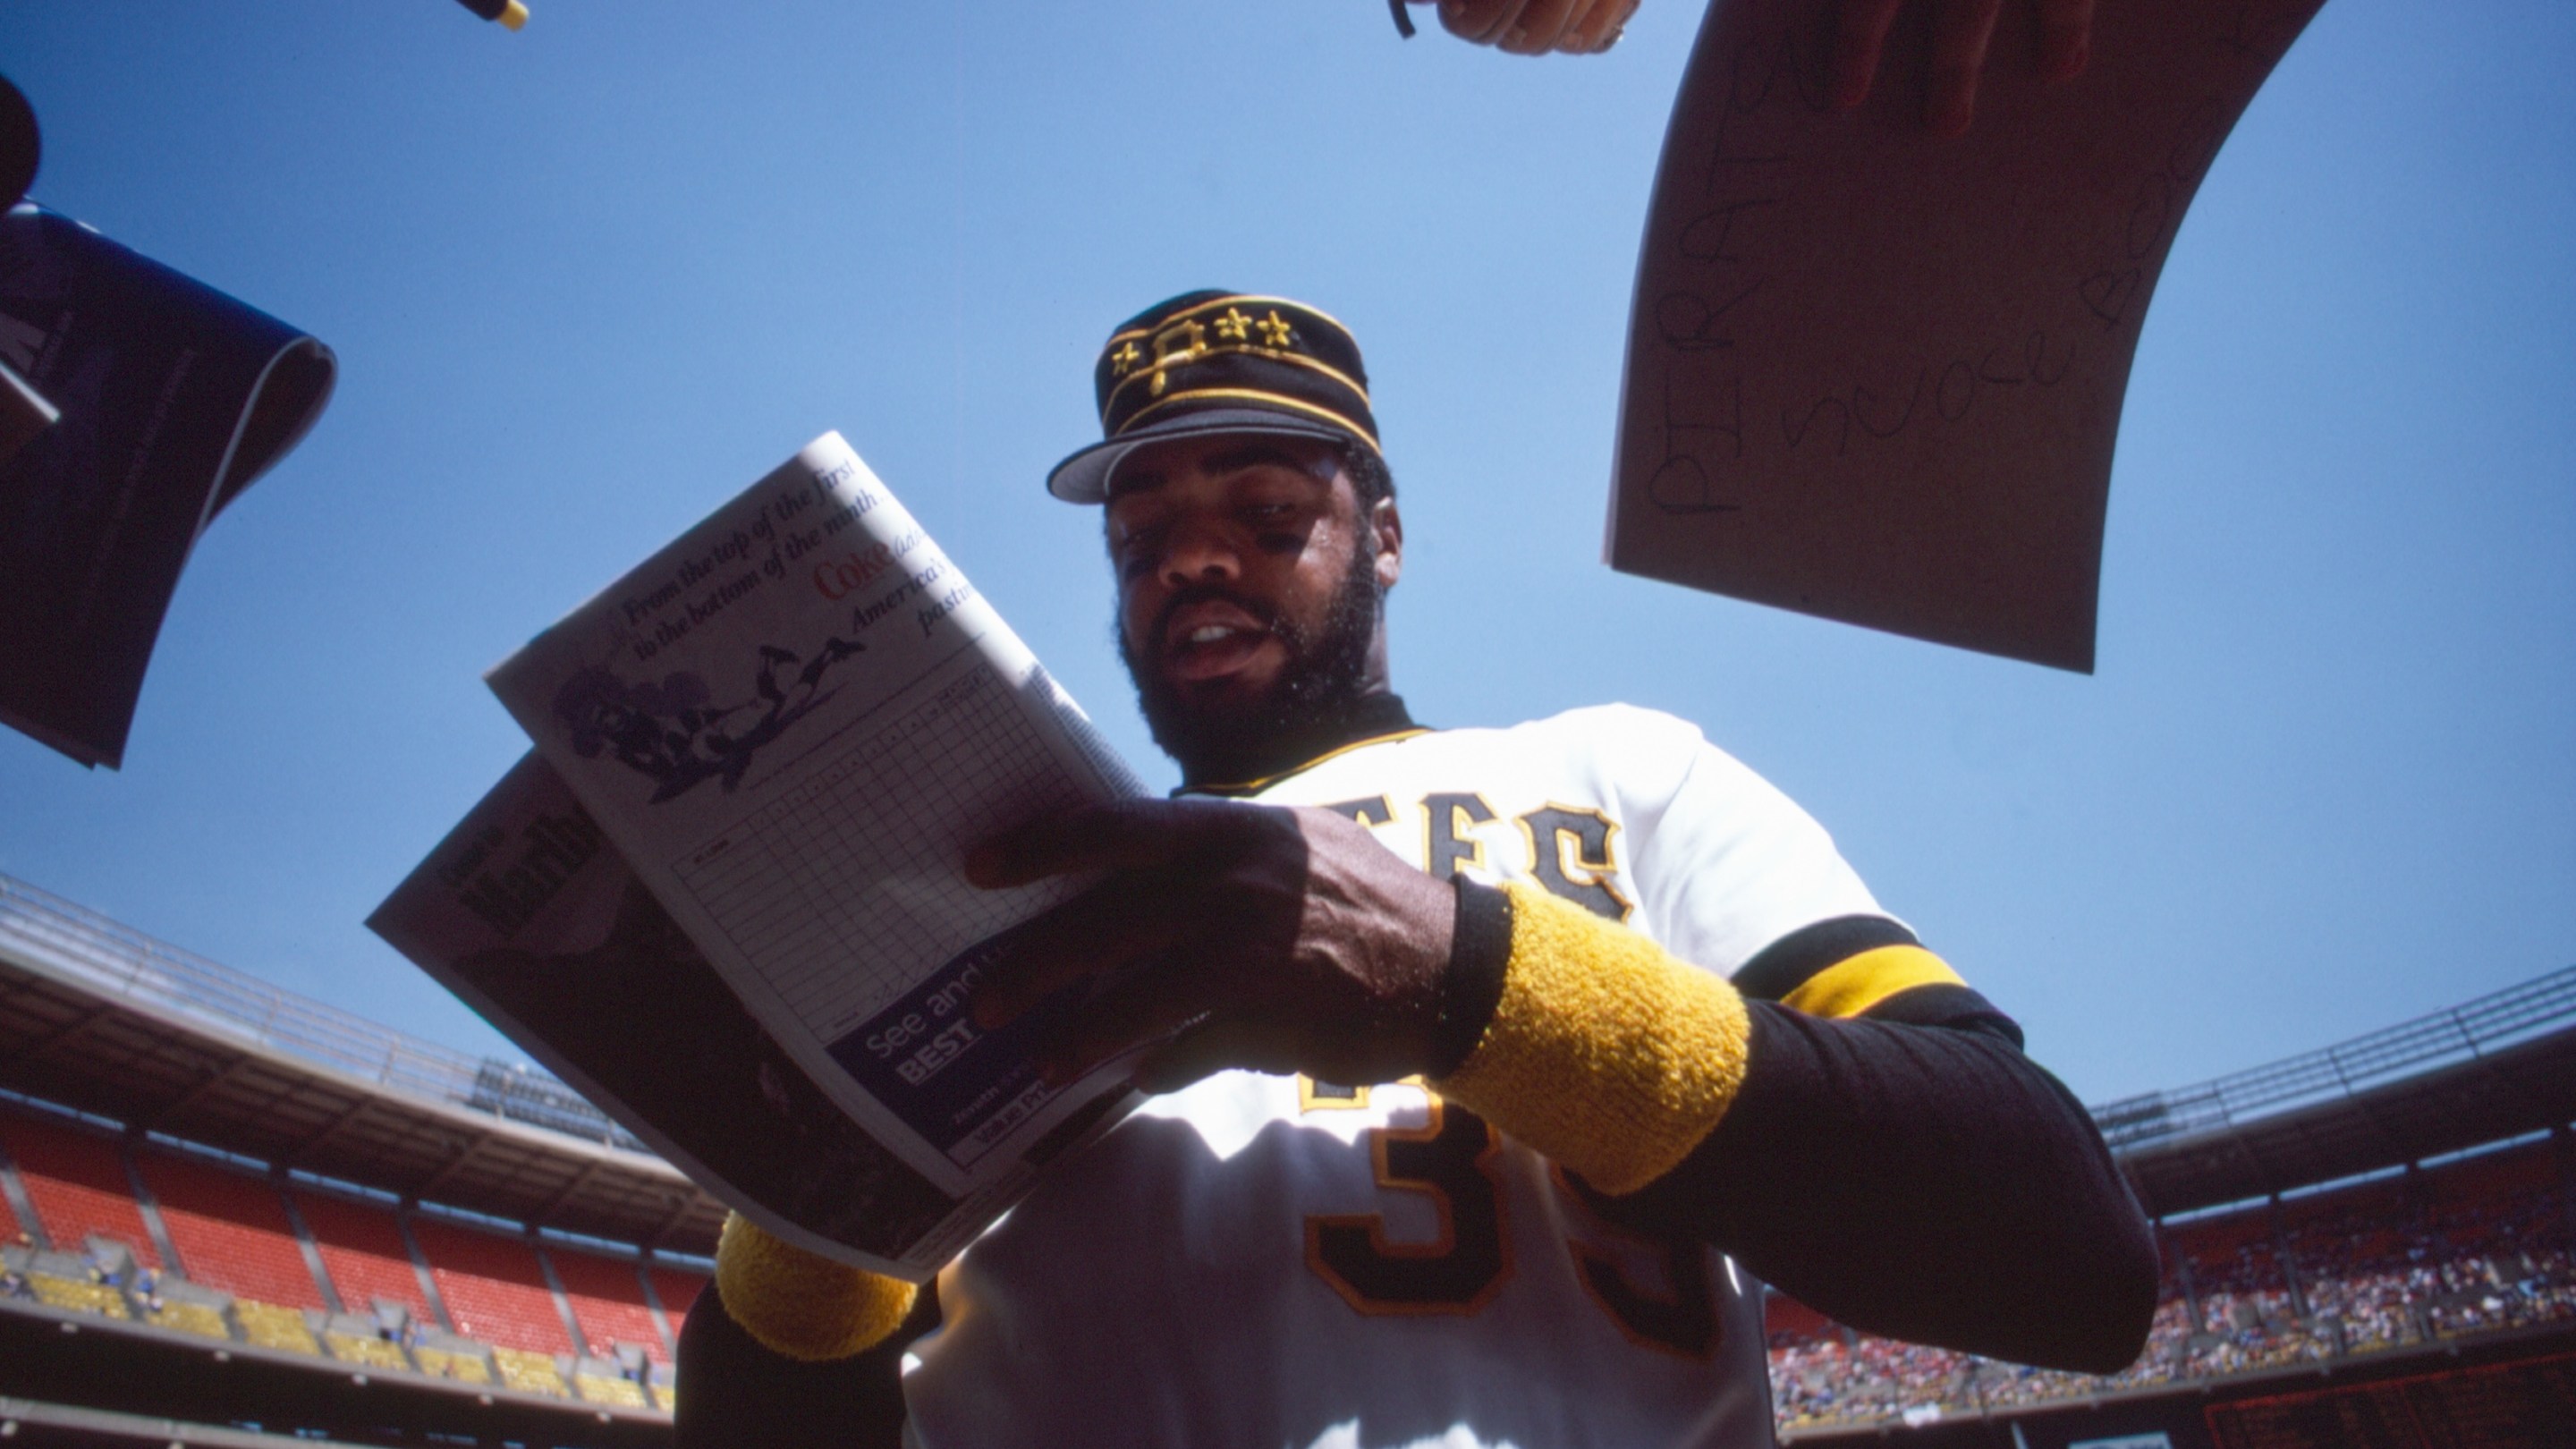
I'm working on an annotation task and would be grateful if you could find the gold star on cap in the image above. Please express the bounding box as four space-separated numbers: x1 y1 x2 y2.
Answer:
1055 290 1381 504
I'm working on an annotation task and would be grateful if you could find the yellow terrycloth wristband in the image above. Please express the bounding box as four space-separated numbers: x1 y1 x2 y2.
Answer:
713 1213 917 1362
1434 879 1753 1196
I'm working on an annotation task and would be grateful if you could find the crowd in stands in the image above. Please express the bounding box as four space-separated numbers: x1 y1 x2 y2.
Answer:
0 1106 705 1418
1767 1136 2576 1432
17 1064 2574 1436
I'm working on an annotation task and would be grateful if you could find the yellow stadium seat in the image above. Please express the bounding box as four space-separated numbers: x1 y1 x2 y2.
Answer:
233 1301 321 1356
27 1273 130 1319
492 1345 569 1398
325 1331 412 1370
145 1300 233 1340
413 1346 496 1385
575 1372 649 1409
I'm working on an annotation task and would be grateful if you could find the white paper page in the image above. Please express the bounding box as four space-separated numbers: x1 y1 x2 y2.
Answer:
488 432 1141 1195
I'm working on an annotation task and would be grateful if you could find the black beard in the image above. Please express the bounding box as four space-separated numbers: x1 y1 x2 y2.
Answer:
1120 544 1385 788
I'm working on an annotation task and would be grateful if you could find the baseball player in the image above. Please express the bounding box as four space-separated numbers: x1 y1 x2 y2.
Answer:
676 292 2156 1447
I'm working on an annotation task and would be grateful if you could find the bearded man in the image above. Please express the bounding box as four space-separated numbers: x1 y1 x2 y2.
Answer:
674 290 2156 1449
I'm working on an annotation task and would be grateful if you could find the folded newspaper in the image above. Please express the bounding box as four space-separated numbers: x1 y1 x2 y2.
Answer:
370 432 1146 1278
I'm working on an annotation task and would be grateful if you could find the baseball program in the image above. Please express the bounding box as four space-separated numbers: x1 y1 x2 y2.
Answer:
372 432 1143 1279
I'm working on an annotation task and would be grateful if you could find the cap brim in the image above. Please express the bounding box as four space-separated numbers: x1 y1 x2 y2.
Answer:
1046 407 1360 504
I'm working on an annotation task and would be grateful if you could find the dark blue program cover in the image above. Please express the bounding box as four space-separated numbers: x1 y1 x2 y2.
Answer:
0 202 335 768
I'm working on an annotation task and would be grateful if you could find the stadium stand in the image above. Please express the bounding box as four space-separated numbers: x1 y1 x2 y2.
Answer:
0 1112 159 1271
409 1216 573 1359
139 1275 237 1343
134 1151 325 1311
1769 963 2576 1443
10 868 2576 1446
232 1300 323 1357
553 1242 673 1361
647 1262 708 1338
1770 1130 2576 1433
292 1188 430 1326
0 872 704 1445
0 1096 687 1439
411 1326 499 1385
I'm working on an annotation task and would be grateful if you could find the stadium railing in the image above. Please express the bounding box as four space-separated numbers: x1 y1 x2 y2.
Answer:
0 871 642 1153
2089 963 2576 1150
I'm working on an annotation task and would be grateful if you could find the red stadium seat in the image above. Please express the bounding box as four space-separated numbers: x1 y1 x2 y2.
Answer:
648 1265 708 1337
0 1112 157 1269
411 1216 572 1356
135 1152 323 1309
1763 1291 1833 1348
2435 1144 2551 1213
549 1246 669 1361
293 1191 431 1324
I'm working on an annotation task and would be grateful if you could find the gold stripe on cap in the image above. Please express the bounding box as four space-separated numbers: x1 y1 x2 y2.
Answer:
1102 293 1366 351
1102 343 1374 422
1115 386 1383 445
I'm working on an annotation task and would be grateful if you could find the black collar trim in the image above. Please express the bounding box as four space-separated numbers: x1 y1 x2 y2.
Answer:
1179 694 1422 798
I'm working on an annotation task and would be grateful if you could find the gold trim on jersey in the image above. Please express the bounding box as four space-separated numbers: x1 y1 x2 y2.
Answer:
1514 801 1636 923
1187 728 1431 798
1549 1165 1724 1360
1302 1099 1515 1317
1299 1076 1373 1112
1423 792 1498 879
1294 1073 1428 1113
1779 945 1964 1021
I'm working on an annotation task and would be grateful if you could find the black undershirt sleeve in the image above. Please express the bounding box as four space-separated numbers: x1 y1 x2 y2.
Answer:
1441 882 2157 1374
1590 998 2160 1374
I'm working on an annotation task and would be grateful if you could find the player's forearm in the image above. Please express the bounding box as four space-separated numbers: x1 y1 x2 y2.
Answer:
1612 1003 2158 1373
1428 879 2157 1374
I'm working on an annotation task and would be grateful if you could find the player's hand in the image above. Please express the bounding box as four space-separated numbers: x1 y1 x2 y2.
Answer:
1830 0 2093 136
1408 0 1640 55
964 798 1456 1093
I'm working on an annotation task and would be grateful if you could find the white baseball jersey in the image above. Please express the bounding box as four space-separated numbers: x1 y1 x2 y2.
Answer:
900 704 1886 1449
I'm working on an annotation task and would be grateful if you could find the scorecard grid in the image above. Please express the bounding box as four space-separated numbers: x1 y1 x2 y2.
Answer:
672 662 1089 1040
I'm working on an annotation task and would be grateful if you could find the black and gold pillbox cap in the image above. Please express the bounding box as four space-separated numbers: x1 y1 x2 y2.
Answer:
1046 289 1381 503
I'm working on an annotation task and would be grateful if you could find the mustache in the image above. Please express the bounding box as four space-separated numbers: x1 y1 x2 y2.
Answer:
1152 583 1281 649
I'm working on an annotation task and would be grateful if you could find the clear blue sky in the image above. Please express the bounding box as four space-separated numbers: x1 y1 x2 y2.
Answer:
2 0 2568 1108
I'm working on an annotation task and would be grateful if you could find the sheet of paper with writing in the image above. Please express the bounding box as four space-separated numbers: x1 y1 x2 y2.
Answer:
1606 0 2325 671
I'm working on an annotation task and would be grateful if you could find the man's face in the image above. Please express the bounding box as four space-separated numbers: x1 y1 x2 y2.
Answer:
1105 433 1400 771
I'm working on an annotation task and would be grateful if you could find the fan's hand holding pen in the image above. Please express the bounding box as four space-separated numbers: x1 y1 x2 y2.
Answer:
1403 0 2095 138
